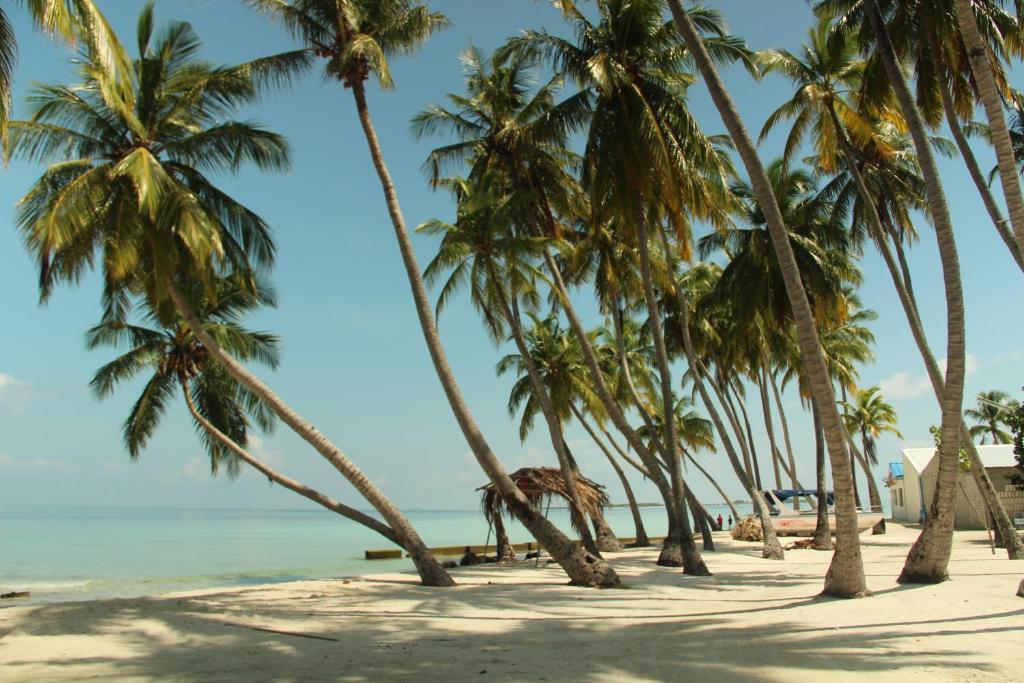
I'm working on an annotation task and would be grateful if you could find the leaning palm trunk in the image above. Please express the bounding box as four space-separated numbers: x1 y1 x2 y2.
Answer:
688 490 715 551
953 0 1024 255
166 283 453 587
571 404 651 547
929 39 1024 272
851 434 882 513
883 214 1021 556
670 0 865 594
811 400 832 549
180 383 404 548
1018 576 1024 598
633 214 707 574
543 250 703 573
865 0 968 583
846 432 885 533
735 384 766 491
830 41 1021 560
655 228 784 560
685 451 741 523
758 369 784 489
349 82 618 587
838 385 864 509
770 372 805 508
499 289 604 556
563 438 622 552
718 374 757 482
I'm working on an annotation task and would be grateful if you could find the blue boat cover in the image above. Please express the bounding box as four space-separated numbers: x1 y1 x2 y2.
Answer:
767 489 835 505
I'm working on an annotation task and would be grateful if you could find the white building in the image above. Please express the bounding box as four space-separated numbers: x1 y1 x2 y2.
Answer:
887 444 1024 530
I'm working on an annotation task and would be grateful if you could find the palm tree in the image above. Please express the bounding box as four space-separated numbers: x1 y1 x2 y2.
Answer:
843 386 902 507
965 390 1015 444
494 314 628 551
668 0 868 597
817 0 1024 269
420 174 611 555
953 0 1024 256
0 0 130 145
510 0 762 573
9 5 453 586
800 12 1024 557
88 281 404 547
251 0 618 586
415 35 692 569
854 0 975 583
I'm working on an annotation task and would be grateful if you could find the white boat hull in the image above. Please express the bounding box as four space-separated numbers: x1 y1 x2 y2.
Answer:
771 512 884 537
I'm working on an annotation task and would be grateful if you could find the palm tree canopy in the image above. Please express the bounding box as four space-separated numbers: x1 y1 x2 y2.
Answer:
8 2 305 313
504 0 750 254
698 158 860 330
842 385 901 464
964 389 1015 444
1 0 132 145
497 314 600 441
88 279 279 474
248 0 447 89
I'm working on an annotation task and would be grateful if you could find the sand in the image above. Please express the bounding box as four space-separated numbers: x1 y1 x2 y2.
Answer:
1 523 1021 682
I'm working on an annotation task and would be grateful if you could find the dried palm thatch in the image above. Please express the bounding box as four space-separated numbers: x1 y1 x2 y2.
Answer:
731 514 763 542
478 467 609 536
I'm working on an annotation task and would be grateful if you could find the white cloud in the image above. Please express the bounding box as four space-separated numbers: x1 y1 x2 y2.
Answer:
878 353 978 400
989 350 1024 369
0 374 31 416
0 452 72 473
180 456 209 482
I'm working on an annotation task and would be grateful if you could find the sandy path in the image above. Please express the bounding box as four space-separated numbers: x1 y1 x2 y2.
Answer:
1 523 1020 682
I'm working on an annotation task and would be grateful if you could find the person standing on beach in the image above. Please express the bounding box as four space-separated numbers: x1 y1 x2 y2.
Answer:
716 514 723 530
727 516 733 530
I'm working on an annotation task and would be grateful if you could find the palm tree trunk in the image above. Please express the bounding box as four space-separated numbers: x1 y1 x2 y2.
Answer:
688 490 715 551
890 229 1021 556
571 404 651 547
563 438 622 553
685 451 741 523
603 426 651 478
493 514 515 562
654 227 783 560
929 36 1024 272
770 372 806 509
811 398 833 550
851 433 885 534
735 383 766 491
179 383 404 548
758 369 784 490
633 208 708 575
838 384 863 510
671 0 865 595
852 432 881 513
1018 576 1024 598
953 0 1024 255
719 373 757 483
865 0 968 584
349 82 618 587
166 282 454 587
543 248 690 569
498 286 604 556
832 97 1022 558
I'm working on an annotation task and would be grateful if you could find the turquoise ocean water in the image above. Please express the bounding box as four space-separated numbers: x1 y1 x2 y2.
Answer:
0 503 752 605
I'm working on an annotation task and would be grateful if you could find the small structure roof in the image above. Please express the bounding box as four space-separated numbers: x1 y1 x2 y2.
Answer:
478 467 608 535
901 444 1017 474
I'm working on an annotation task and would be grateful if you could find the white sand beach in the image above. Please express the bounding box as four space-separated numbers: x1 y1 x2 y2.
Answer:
1 523 1020 682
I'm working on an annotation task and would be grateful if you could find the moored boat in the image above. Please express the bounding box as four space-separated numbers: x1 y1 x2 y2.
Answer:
762 490 884 537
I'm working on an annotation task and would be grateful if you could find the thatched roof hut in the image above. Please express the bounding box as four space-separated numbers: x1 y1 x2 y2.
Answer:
478 467 609 534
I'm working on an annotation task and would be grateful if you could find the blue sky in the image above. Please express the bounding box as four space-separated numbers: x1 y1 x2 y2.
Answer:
1 0 1021 515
